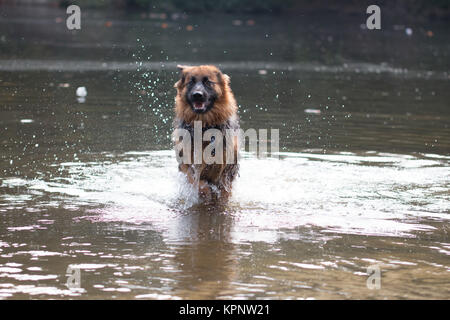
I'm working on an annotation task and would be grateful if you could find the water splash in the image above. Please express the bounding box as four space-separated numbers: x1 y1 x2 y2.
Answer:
1 150 448 240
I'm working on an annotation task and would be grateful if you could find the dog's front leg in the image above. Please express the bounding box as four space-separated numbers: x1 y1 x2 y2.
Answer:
179 164 211 199
192 164 212 199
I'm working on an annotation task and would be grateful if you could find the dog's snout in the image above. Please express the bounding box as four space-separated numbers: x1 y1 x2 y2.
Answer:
192 82 206 99
193 91 204 100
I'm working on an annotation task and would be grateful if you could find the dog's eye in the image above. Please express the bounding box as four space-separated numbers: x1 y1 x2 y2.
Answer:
203 77 214 86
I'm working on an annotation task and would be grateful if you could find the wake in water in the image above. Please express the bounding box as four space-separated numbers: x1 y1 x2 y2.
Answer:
1 150 449 240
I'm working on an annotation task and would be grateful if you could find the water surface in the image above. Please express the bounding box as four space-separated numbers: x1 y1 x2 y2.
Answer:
0 6 449 299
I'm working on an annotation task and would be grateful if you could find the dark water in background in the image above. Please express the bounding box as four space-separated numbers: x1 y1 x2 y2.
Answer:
0 6 449 299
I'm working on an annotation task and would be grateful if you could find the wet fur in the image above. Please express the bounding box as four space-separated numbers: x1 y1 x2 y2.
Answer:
173 65 239 202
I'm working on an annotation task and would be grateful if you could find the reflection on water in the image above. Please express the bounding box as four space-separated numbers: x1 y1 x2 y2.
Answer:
0 5 449 299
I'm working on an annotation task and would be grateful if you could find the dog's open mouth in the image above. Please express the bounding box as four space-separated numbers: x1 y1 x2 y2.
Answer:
193 101 207 112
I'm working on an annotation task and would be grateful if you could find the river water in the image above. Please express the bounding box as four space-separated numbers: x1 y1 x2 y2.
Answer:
0 6 449 299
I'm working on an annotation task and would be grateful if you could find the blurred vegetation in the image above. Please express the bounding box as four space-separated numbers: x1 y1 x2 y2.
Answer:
131 0 291 13
58 0 449 17
59 0 290 12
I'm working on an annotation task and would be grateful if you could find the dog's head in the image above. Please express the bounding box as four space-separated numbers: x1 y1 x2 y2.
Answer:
174 65 232 116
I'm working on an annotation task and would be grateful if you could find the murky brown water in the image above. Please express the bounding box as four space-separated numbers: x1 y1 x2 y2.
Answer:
0 6 449 299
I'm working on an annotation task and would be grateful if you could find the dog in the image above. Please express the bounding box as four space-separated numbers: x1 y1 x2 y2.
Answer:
173 65 239 202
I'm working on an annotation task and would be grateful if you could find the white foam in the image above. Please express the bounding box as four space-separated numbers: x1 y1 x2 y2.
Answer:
1 150 449 240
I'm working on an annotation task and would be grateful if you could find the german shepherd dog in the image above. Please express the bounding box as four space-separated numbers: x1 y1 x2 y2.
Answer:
173 65 239 202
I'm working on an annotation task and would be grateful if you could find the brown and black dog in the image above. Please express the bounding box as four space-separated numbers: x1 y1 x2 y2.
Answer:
173 65 239 202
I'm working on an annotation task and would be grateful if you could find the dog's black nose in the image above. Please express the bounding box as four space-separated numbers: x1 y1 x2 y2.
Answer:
193 92 203 100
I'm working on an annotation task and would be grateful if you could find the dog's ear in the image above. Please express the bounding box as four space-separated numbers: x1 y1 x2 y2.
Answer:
174 65 189 89
223 74 230 84
177 65 191 71
217 72 230 85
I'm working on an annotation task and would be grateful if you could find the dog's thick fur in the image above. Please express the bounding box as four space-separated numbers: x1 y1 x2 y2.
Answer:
173 65 239 202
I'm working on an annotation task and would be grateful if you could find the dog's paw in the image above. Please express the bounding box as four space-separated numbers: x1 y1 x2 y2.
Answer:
198 180 212 200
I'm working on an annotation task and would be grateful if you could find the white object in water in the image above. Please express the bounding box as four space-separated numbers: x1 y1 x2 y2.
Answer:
304 109 321 114
405 28 413 36
76 86 87 97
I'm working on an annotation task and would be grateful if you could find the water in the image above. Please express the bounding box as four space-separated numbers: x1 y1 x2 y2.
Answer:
0 6 449 299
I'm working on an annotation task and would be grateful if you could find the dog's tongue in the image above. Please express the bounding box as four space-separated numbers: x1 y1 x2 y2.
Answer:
194 102 205 109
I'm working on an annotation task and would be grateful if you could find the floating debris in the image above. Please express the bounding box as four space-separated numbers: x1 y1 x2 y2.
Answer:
246 19 255 26
258 69 267 75
304 109 321 114
186 25 193 31
20 119 34 124
76 87 87 97
405 28 413 36
76 87 87 103
105 21 112 27
232 20 242 26
58 83 70 88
